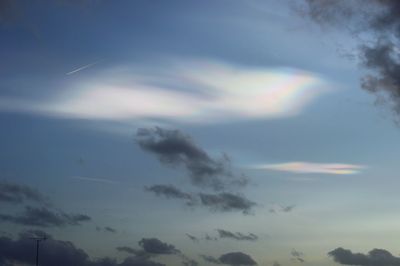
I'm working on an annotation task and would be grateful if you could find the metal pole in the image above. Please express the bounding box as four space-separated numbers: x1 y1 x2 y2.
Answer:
36 239 40 266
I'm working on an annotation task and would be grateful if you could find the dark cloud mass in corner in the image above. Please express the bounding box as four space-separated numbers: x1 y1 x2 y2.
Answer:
136 127 248 191
139 238 180 255
0 181 48 204
302 0 400 118
199 192 256 214
217 229 258 241
218 252 258 266
0 206 91 227
328 247 400 266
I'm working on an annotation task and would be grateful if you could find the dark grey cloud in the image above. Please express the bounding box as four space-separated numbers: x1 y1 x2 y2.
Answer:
0 181 48 205
0 206 91 227
0 230 166 266
186 234 199 243
182 259 199 266
145 185 197 206
136 127 248 191
301 0 400 119
145 184 257 214
291 249 305 263
200 252 257 266
139 238 180 255
116 246 141 255
104 226 117 233
199 192 256 214
217 229 258 241
328 247 400 266
219 252 258 266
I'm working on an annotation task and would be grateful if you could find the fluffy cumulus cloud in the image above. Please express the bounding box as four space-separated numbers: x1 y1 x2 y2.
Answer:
0 60 328 124
328 247 400 266
137 127 247 191
0 181 48 204
0 206 91 227
300 0 400 118
253 162 365 175
216 229 258 241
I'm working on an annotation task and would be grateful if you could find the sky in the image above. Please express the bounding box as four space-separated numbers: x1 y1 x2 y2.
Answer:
1 0 400 266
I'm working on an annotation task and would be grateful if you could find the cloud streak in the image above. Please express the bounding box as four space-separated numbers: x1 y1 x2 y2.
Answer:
145 184 257 214
253 162 365 174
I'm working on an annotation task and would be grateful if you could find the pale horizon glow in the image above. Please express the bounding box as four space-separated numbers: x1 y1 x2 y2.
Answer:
252 162 365 175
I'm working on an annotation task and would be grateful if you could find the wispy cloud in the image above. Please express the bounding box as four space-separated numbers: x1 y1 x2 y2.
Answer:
252 162 365 175
0 59 329 124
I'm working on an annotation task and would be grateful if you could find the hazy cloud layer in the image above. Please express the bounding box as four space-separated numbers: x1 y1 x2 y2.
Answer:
328 247 400 266
217 229 258 241
301 0 400 118
0 206 91 227
0 181 48 204
137 127 247 191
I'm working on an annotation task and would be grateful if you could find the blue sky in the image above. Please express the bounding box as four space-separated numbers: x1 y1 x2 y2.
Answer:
1 1 400 266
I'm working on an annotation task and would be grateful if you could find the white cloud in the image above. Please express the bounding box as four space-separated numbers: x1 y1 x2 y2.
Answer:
252 162 365 175
0 59 329 124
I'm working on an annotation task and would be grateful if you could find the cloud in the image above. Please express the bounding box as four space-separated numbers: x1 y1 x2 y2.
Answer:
137 127 247 191
273 261 281 266
200 252 257 266
0 206 91 227
0 60 328 124
0 230 171 266
328 247 400 266
291 249 305 263
253 162 365 175
216 229 258 241
186 234 199 243
145 185 196 206
219 252 258 266
104 226 117 233
146 183 257 214
139 238 180 255
269 204 296 214
300 0 400 119
0 181 48 204
199 192 256 214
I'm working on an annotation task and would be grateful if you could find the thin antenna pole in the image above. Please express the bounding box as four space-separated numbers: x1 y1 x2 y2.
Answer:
30 237 46 266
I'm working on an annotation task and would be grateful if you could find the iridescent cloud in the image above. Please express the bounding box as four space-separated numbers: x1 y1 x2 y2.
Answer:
252 162 365 175
0 60 329 123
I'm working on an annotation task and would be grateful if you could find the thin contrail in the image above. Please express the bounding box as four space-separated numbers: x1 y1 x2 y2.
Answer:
70 176 119 184
66 60 101 75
